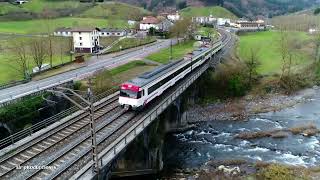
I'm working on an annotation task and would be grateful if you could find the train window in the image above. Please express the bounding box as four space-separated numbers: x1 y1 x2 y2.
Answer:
120 89 142 99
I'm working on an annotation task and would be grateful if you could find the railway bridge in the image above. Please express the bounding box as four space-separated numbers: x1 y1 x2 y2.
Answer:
0 29 234 180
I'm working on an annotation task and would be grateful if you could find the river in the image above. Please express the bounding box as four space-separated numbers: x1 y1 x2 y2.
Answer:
163 87 320 173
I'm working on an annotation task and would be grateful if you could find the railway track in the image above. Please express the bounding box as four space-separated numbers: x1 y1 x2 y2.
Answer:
0 94 120 179
26 109 136 180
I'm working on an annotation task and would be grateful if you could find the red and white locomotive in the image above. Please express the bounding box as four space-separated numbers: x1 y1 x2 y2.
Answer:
119 40 223 110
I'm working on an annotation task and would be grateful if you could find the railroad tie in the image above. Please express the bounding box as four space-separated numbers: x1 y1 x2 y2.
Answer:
42 141 52 146
73 124 82 128
30 148 41 153
37 144 47 149
64 128 74 133
13 157 24 163
77 121 87 126
47 138 57 143
40 171 50 177
57 132 68 137
0 165 11 171
69 152 77 157
20 153 31 159
7 161 17 167
51 135 62 140
34 176 44 180
69 126 78 131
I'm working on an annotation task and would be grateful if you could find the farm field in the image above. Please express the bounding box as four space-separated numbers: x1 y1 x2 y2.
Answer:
107 37 156 53
181 6 237 19
237 31 313 75
0 36 72 84
147 40 197 64
0 17 127 34
80 2 150 20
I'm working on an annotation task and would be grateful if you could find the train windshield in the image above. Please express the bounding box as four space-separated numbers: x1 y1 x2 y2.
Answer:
120 89 142 99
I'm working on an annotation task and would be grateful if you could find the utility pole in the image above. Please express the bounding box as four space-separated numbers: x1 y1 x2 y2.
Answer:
46 84 99 175
170 39 173 61
87 79 99 175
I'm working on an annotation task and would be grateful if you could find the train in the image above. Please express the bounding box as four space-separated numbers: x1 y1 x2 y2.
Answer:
119 37 224 110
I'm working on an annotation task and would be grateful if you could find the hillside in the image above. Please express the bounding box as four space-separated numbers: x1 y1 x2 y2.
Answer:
180 6 237 19
0 1 150 21
117 0 319 18
80 2 150 21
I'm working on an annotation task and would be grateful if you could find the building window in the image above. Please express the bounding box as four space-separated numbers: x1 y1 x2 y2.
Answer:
79 37 82 40
79 32 81 35
80 43 82 46
102 32 104 35
117 33 120 35
107 33 110 35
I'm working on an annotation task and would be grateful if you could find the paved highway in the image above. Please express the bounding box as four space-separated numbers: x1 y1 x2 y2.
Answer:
0 39 176 105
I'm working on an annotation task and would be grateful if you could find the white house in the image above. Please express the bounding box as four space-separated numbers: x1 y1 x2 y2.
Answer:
217 18 231 26
139 16 173 32
71 28 100 54
99 28 127 37
54 27 72 37
140 16 161 31
128 20 136 26
167 11 180 22
192 16 216 25
15 0 28 5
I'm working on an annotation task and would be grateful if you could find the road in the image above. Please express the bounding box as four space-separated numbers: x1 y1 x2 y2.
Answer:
0 39 176 105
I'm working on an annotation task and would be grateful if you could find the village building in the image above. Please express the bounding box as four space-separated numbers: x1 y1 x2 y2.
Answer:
139 16 173 32
192 15 217 26
127 20 137 26
53 27 72 37
99 28 127 37
140 16 161 31
235 20 266 31
14 0 28 5
71 28 100 54
167 11 181 22
217 18 231 26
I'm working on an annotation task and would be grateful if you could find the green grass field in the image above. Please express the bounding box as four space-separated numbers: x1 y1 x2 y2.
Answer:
0 17 127 34
181 6 237 19
147 40 196 64
238 31 313 75
0 2 23 15
107 37 156 52
110 61 147 75
21 0 84 13
80 2 150 20
0 36 72 84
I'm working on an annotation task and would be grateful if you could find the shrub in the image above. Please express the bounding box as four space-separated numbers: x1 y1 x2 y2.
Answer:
73 81 82 91
257 164 294 180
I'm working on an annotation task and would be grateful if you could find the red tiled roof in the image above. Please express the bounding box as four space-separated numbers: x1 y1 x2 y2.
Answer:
140 16 160 24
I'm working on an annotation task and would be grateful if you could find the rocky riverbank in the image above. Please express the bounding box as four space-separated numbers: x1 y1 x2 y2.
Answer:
186 86 319 123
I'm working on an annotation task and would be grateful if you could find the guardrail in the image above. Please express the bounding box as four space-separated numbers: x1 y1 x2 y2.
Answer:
0 87 119 149
0 80 73 107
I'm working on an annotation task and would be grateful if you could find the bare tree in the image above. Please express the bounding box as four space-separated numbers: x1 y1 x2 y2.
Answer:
314 32 320 63
278 27 289 80
30 37 48 72
67 37 74 62
7 38 30 79
170 18 195 43
94 70 114 94
245 46 260 86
